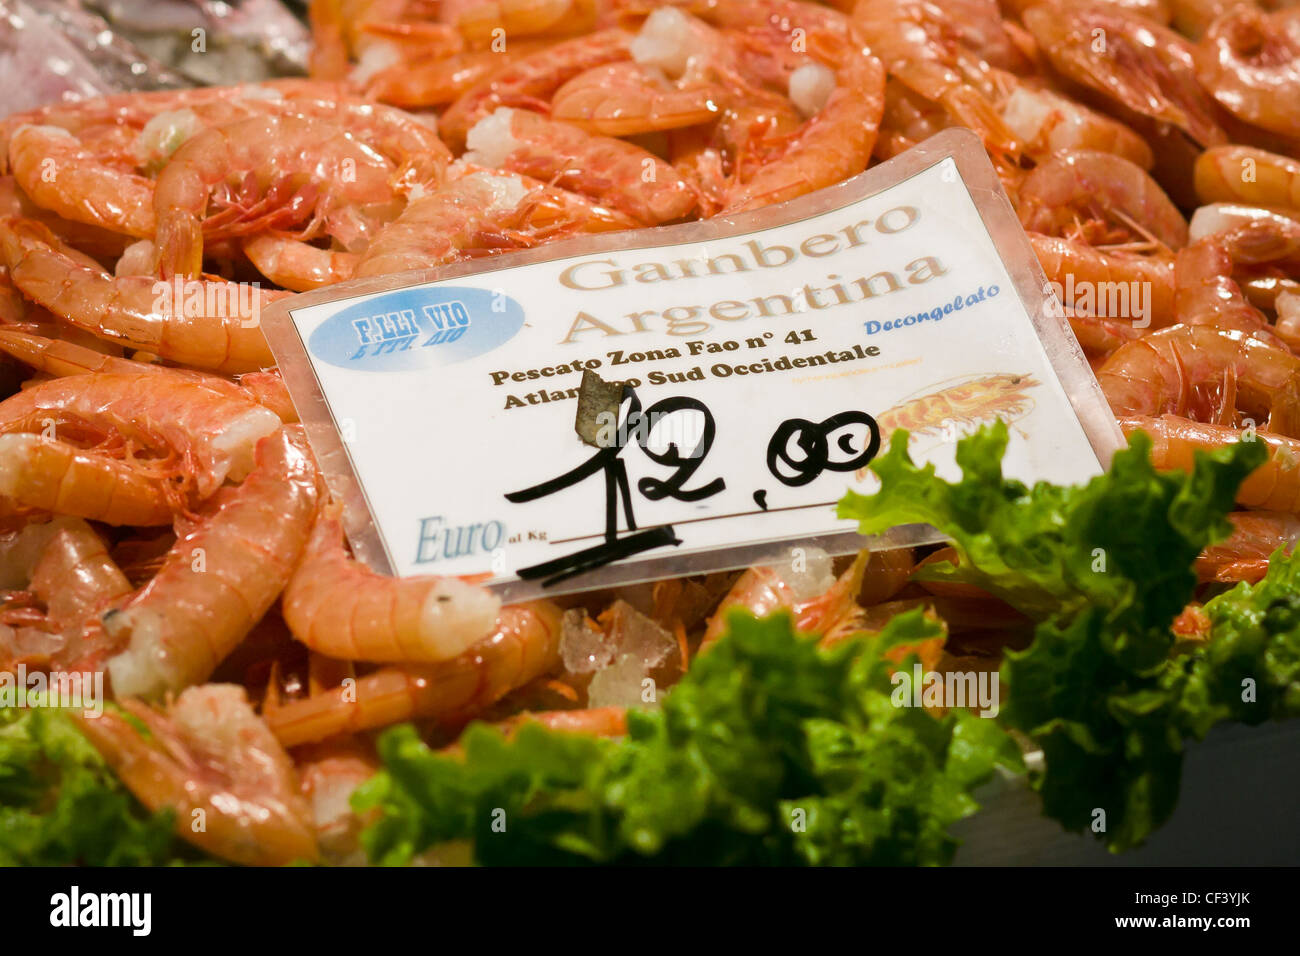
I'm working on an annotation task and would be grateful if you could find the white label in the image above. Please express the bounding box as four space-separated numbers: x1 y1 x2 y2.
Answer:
284 157 1104 594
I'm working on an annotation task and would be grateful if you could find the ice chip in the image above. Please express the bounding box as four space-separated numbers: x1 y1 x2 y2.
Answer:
560 608 613 673
778 545 835 602
587 653 659 711
599 599 675 670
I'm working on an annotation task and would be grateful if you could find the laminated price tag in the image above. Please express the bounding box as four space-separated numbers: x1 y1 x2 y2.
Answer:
265 129 1121 600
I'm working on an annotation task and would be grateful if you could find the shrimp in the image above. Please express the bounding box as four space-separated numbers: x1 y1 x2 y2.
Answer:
1098 325 1300 425
439 29 634 149
0 217 281 373
550 61 729 136
1169 0 1252 38
74 684 319 866
7 125 156 237
1196 510 1300 582
721 48 885 213
0 373 281 500
445 0 600 46
464 108 697 224
264 601 563 747
668 124 728 217
1120 413 1300 512
1194 144 1300 211
1174 217 1300 334
699 548 868 653
103 428 319 700
294 739 378 864
0 328 297 423
25 520 131 637
354 168 634 277
282 508 500 663
152 114 402 280
1023 0 1226 148
241 235 359 292
852 0 1021 159
1194 7 1300 138
855 375 1040 478
997 83 1155 168
0 434 173 526
1030 232 1177 326
363 43 549 108
1017 149 1188 248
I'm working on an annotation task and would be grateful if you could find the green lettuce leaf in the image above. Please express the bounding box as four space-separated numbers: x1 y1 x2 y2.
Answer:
356 610 1022 866
839 422 1268 851
0 704 192 866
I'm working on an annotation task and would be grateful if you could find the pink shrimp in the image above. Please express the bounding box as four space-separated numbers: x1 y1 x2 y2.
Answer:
997 82 1155 168
152 114 402 280
1098 325 1300 426
0 370 280 497
1196 510 1300 582
1194 144 1300 212
282 508 500 663
444 0 601 46
75 684 319 866
852 0 1021 159
241 234 360 292
354 168 635 277
265 601 564 747
102 428 319 699
464 107 697 224
7 125 156 237
699 548 868 652
0 217 281 373
1018 149 1189 249
363 42 549 108
1023 0 1226 148
1174 216 1300 335
1120 413 1300 512
0 434 173 527
1194 6 1300 139
1029 232 1177 327
721 47 885 213
439 29 634 150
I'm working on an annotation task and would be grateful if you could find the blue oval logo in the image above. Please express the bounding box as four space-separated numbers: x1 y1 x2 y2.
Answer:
307 286 525 371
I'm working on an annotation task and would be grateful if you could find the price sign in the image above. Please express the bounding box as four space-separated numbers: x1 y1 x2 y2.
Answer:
265 129 1121 600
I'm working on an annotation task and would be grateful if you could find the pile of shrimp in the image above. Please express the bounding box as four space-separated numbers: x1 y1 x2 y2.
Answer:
1 0 1300 865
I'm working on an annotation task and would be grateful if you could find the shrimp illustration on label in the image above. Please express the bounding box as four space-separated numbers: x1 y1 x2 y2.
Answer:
856 372 1041 477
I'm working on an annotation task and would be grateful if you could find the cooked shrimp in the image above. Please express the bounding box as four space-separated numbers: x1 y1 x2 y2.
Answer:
1098 324 1300 425
550 61 729 136
294 739 378 864
29 519 133 635
1030 232 1178 326
364 43 548 108
1194 144 1300 211
0 373 281 500
0 217 280 373
1196 510 1300 582
1018 149 1189 248
1194 7 1300 139
1121 413 1300 512
152 114 402 279
1023 0 1226 148
354 168 634 277
0 434 173 526
1175 217 1300 334
700 549 868 652
265 601 564 747
446 0 599 46
722 48 885 212
282 508 500 663
103 428 319 699
852 0 1021 158
242 235 360 292
464 107 698 224
7 125 156 237
75 684 319 866
439 29 633 149
1169 0 1251 38
997 83 1154 168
